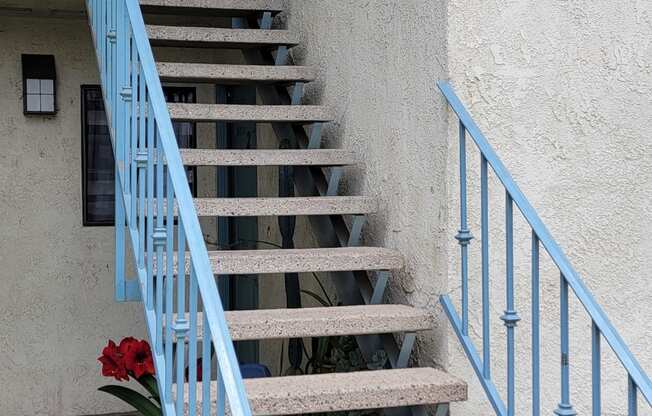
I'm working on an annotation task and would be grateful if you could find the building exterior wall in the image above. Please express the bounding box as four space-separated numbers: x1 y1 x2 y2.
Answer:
285 0 451 368
446 1 652 415
0 15 145 416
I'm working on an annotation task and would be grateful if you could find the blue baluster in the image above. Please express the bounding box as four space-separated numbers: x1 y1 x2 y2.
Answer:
176 218 188 415
592 321 601 416
146 98 155 310
165 171 174 400
554 273 576 416
629 376 638 416
532 233 540 416
481 154 490 378
501 193 520 416
137 65 147 269
188 264 199 416
154 128 165 354
456 121 473 335
202 311 211 416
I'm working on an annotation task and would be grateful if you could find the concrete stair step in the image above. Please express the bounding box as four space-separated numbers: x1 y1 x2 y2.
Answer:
154 247 404 275
157 62 317 84
179 149 358 166
174 304 433 341
147 25 298 48
140 0 284 16
192 196 377 216
168 103 333 123
184 368 467 415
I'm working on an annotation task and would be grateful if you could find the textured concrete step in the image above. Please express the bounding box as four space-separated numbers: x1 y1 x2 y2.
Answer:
157 62 317 84
177 305 433 341
141 0 284 16
169 103 333 123
154 197 376 216
193 197 377 216
179 149 358 166
147 25 298 48
184 368 467 415
154 247 404 275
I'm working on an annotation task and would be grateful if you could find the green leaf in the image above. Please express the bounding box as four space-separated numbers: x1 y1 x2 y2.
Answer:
300 290 331 307
135 375 160 404
98 385 162 416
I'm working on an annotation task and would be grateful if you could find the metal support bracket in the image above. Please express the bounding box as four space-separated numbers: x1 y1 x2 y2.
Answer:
275 46 289 66
347 215 366 247
370 271 390 305
124 278 142 302
326 167 343 196
259 11 273 30
396 332 417 368
308 123 323 149
291 82 304 106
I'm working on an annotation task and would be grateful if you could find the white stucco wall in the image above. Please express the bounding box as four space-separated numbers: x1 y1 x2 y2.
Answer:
446 1 652 415
0 16 146 416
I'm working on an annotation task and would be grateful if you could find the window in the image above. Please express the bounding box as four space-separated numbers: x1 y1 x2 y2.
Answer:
81 85 197 226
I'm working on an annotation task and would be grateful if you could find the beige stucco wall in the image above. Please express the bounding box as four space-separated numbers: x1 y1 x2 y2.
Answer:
446 1 652 415
285 0 451 369
0 15 146 416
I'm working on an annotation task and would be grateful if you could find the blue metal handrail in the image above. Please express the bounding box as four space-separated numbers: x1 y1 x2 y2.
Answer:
86 1 252 415
438 80 652 416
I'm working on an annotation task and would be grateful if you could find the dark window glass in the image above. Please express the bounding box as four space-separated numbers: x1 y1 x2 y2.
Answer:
81 85 197 226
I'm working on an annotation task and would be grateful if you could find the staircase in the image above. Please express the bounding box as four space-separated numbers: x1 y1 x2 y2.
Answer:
86 1 466 415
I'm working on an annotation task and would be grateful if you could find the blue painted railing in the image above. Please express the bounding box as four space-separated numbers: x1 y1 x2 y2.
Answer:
86 1 252 415
438 81 652 416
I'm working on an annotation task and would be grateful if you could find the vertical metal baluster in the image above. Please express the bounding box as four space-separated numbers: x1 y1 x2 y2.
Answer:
176 219 188 415
130 42 138 225
165 171 175 400
628 376 638 416
155 127 165 354
146 98 155 310
480 154 490 378
592 321 601 416
532 233 540 416
188 263 199 416
456 121 473 335
137 68 147 269
202 310 211 416
113 0 126 302
99 0 105 80
501 193 520 416
217 365 226 416
554 273 576 416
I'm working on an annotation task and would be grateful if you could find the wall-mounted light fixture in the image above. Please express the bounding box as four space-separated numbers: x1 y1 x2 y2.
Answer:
22 54 57 115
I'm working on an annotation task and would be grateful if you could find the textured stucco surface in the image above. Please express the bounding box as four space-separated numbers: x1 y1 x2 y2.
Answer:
0 16 146 416
284 0 450 370
446 1 652 415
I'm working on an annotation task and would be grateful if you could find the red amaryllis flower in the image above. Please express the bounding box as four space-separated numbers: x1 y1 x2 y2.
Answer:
98 340 129 381
123 339 155 379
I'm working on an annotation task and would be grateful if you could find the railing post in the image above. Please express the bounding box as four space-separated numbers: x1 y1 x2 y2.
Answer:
592 321 601 416
501 193 520 416
554 273 577 416
455 121 473 335
532 232 540 416
629 376 638 416
480 155 490 378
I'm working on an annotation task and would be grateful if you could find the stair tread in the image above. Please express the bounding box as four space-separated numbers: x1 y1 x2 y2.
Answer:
158 63 317 84
154 247 404 275
140 0 284 15
168 103 333 123
185 368 467 415
179 304 433 341
147 25 298 48
192 196 377 216
179 149 358 166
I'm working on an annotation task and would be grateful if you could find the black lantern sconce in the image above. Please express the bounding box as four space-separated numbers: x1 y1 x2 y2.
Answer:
22 54 57 115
